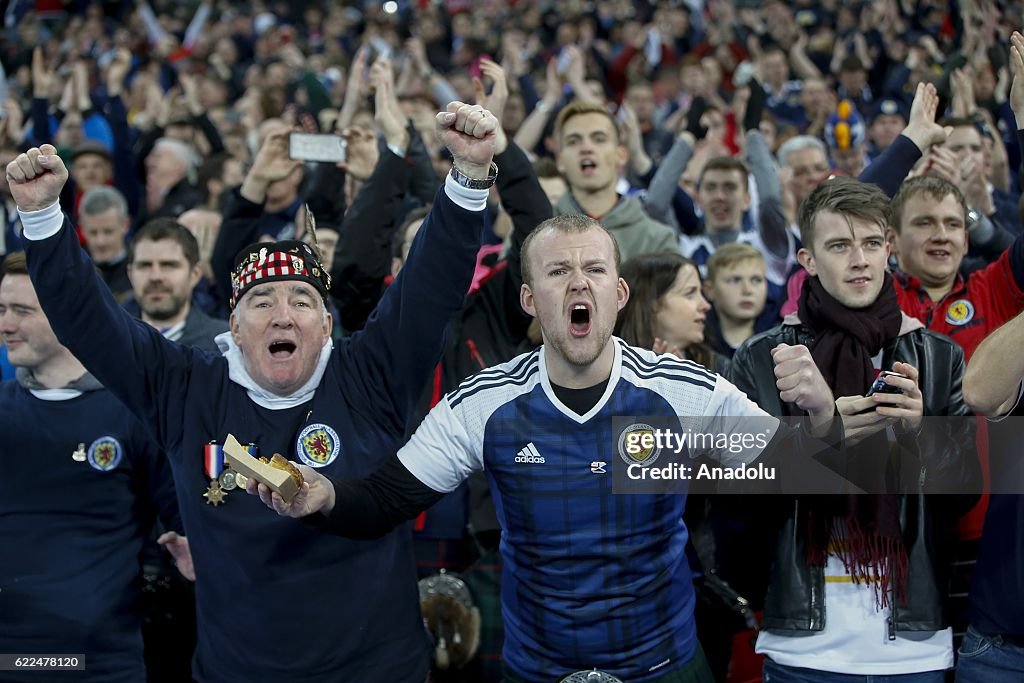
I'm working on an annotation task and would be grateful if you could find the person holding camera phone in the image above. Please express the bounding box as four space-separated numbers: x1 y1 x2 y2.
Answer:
728 176 978 683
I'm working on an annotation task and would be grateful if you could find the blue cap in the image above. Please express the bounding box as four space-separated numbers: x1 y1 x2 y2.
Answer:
868 98 909 124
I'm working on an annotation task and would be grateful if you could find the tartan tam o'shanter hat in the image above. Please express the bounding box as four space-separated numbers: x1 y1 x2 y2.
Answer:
230 240 331 309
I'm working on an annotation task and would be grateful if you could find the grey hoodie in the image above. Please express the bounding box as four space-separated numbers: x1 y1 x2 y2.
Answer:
17 367 104 392
554 192 678 263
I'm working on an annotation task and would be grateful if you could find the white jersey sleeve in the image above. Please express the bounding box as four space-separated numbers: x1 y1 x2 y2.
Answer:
620 341 780 468
397 396 483 493
700 374 781 467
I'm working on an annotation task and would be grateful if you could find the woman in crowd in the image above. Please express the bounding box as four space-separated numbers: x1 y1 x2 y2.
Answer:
616 251 728 375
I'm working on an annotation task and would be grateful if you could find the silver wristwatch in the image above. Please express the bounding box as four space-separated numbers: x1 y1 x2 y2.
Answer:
450 162 499 189
966 208 981 230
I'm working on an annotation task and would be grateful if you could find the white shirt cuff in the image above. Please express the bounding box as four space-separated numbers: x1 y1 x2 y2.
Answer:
18 201 64 240
443 174 489 212
386 143 406 159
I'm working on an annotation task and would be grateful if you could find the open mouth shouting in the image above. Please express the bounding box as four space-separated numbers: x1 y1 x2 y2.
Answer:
569 302 593 338
268 339 297 360
579 158 598 176
925 247 951 261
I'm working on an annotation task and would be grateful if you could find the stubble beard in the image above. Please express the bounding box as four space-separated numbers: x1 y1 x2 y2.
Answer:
142 293 187 322
549 326 612 368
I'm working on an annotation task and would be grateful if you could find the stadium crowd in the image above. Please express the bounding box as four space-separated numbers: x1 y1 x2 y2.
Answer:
1 0 1024 681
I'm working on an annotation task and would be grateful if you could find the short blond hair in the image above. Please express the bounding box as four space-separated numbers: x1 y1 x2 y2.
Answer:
520 215 620 285
705 243 765 282
555 100 621 146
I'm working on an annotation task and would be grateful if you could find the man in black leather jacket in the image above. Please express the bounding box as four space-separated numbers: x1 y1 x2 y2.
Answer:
727 177 979 682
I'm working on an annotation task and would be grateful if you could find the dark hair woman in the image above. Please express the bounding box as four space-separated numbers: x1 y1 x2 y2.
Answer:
615 252 728 374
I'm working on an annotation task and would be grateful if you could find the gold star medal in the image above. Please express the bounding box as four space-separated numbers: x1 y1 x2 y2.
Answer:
203 440 229 505
204 479 227 506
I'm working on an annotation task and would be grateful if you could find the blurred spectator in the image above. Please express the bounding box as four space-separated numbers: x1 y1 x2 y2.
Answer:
761 44 805 127
79 186 132 303
551 100 677 261
799 76 838 138
195 152 243 212
0 143 20 257
533 157 567 207
703 242 768 358
835 54 873 114
868 98 909 156
126 218 228 353
616 251 724 373
69 140 113 200
141 137 200 224
940 116 1021 232
825 99 868 177
624 80 674 163
778 135 831 225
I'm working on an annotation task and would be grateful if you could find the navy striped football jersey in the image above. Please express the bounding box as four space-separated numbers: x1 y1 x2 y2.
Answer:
398 338 781 681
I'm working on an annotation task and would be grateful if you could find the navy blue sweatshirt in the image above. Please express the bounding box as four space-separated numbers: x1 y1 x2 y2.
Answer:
0 380 181 683
24 187 484 682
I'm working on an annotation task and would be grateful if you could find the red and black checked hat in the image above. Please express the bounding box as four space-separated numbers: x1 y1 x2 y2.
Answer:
229 240 331 309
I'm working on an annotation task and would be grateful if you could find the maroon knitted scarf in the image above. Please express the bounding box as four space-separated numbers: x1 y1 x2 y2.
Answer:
797 274 907 608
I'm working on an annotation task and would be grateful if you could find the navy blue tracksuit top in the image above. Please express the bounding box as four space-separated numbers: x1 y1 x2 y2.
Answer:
0 381 181 682
24 187 485 682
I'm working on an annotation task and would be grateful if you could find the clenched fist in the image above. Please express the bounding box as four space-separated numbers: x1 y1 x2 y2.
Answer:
5 144 69 212
771 343 835 418
435 101 498 179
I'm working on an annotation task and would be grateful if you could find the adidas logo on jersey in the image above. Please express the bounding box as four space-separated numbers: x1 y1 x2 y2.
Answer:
515 443 545 464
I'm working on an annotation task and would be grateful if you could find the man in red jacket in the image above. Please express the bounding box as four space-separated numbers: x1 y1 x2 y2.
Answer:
888 175 1024 363
887 171 1024 643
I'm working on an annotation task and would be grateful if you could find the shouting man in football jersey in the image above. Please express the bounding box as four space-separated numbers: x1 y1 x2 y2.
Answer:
243 200 857 682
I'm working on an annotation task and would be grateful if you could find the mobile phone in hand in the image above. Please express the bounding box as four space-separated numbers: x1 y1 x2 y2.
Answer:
369 36 392 62
469 53 493 80
556 47 572 75
289 133 347 163
866 371 907 396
